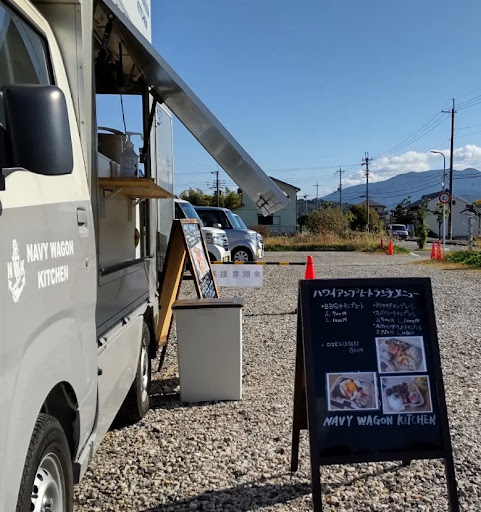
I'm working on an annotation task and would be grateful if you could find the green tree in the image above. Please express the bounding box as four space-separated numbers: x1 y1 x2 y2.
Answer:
414 198 429 249
297 214 309 227
431 204 449 238
180 188 210 206
222 187 242 209
179 187 241 208
349 204 384 232
306 207 352 235
392 197 412 224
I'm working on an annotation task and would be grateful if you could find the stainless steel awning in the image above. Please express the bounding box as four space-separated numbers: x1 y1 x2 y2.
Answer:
99 0 290 215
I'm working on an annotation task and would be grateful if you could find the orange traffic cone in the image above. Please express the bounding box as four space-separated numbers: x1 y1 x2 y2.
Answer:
387 240 394 255
436 240 443 260
430 243 436 260
304 255 316 279
380 238 384 250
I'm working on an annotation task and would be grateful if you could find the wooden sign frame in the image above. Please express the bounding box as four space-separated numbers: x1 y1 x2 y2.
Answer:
156 219 218 348
291 277 459 512
179 219 219 300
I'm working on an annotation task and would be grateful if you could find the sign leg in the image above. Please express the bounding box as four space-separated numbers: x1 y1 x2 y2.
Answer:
157 344 168 372
291 305 306 473
311 463 323 512
291 425 300 473
444 455 460 512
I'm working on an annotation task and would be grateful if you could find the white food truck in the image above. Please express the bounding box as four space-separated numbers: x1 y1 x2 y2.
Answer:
0 1 289 510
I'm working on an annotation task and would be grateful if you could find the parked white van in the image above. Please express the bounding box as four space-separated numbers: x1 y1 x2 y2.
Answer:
174 199 231 262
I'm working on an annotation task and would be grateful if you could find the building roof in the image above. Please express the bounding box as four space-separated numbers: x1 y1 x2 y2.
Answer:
269 177 301 193
410 191 470 208
461 203 481 216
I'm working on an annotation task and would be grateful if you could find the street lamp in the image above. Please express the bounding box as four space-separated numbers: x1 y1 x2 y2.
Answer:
430 150 446 251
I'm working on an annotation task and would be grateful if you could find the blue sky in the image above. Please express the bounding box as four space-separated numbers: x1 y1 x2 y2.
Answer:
99 0 481 198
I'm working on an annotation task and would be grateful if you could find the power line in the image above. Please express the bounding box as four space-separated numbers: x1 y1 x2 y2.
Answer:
374 109 447 159
455 128 481 140
376 116 449 159
457 94 481 109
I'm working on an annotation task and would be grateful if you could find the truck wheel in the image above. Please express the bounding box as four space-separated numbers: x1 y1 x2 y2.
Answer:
232 248 252 262
117 322 151 424
16 414 73 512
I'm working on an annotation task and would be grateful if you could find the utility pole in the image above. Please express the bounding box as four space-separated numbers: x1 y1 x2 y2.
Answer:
442 99 456 239
211 166 220 207
335 166 344 210
361 152 372 231
303 195 308 214
430 150 446 251
314 182 319 210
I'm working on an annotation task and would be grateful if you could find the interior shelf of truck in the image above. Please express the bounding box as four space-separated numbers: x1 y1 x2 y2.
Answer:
98 177 173 201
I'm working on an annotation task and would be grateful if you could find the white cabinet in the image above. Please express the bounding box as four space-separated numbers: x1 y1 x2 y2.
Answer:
172 298 244 402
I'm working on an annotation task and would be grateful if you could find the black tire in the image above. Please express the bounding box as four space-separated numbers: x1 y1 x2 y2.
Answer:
232 247 253 262
208 252 216 262
117 322 151 424
16 413 73 512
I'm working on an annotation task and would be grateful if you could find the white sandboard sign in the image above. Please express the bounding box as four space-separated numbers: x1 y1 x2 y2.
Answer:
213 264 263 287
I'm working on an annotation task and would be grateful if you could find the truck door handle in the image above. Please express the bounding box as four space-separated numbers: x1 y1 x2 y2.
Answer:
77 208 88 226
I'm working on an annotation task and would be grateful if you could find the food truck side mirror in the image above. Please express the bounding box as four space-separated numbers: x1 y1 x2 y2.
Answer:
1 85 73 176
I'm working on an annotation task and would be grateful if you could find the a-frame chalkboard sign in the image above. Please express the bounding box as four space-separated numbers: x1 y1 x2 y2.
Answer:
156 219 218 349
291 277 459 511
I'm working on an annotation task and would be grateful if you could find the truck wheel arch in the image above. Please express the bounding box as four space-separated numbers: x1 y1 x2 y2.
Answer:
143 306 157 360
41 382 79 462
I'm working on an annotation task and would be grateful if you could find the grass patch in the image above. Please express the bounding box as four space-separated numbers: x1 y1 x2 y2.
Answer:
444 250 481 268
264 232 410 254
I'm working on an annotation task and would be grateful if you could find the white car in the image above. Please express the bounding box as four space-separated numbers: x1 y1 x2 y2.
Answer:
175 199 231 262
387 224 409 240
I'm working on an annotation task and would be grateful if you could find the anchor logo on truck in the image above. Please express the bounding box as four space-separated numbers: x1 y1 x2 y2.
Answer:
7 239 26 303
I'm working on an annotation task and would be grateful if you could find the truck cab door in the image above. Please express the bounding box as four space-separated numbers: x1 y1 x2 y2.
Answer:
0 2 97 507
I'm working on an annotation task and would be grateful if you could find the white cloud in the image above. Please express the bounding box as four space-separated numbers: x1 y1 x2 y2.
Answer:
338 144 481 191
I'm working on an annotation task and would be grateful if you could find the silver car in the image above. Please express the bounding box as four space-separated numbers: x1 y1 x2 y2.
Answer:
234 213 264 259
195 206 262 262
387 224 409 240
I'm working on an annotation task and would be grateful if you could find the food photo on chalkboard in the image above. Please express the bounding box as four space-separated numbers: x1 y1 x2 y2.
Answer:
381 375 432 414
376 336 427 373
326 372 379 411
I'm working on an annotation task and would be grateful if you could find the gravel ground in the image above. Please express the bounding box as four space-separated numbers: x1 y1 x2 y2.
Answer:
74 251 481 512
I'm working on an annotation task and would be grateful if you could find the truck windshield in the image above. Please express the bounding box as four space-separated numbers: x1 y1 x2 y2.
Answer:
392 225 406 231
179 202 204 227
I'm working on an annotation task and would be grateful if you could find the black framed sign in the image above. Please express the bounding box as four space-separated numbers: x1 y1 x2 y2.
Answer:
291 277 459 512
180 219 218 299
156 220 218 352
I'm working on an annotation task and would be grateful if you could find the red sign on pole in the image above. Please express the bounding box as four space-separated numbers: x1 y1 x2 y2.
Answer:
439 192 451 204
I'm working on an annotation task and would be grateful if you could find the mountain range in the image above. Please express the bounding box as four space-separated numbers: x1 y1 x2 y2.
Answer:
319 168 481 210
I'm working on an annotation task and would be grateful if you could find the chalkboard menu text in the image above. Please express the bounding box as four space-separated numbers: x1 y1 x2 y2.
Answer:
291 278 459 512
